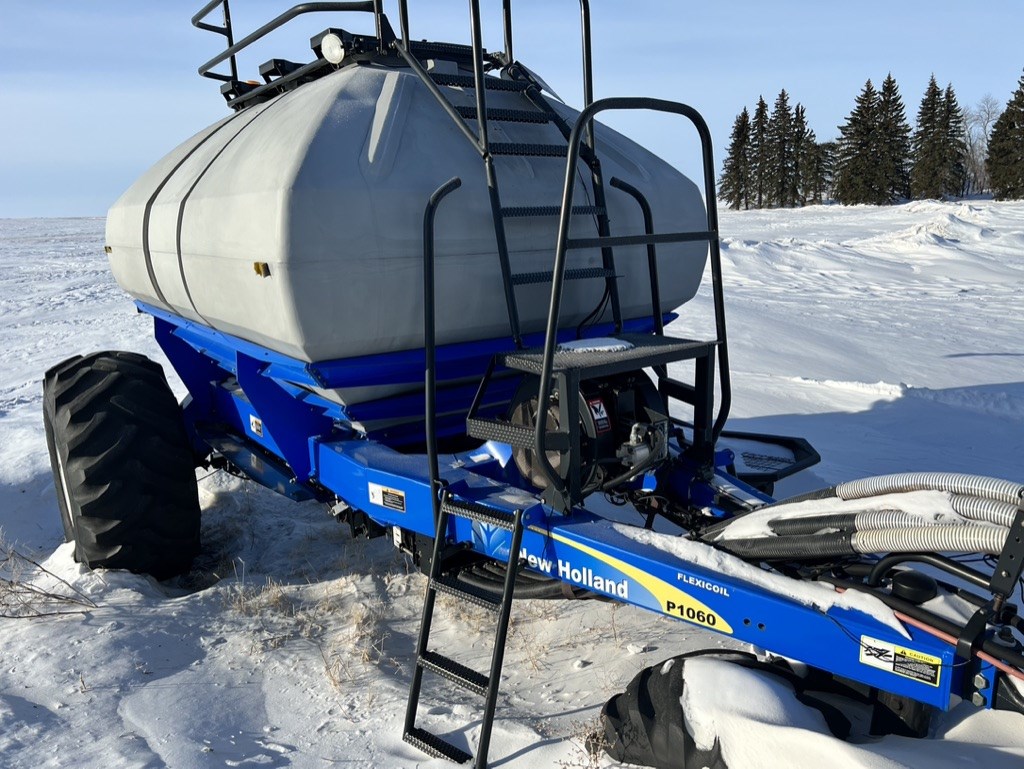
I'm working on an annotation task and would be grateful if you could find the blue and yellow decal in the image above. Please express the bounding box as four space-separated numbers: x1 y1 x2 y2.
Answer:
538 527 733 634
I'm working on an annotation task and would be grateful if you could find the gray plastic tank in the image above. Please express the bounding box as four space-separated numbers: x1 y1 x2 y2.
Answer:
106 63 709 364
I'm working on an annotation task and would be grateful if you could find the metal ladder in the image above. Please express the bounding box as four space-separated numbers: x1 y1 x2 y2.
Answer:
402 492 525 768
403 175 529 768
392 0 622 350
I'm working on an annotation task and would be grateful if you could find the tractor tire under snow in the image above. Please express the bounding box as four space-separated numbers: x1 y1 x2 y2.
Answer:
595 651 861 768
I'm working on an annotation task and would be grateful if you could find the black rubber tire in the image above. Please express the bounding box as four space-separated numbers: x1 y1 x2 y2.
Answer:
595 651 863 768
42 351 201 580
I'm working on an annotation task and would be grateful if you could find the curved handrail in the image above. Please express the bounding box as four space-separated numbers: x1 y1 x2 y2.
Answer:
423 177 463 508
609 177 663 336
533 96 732 494
195 2 376 79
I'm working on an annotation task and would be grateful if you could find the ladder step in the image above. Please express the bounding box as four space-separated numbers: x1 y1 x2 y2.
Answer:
499 333 716 378
419 650 490 696
408 40 477 62
429 72 530 92
432 574 502 612
455 105 551 124
511 267 616 286
491 142 568 157
403 727 472 764
501 205 604 218
465 417 570 452
441 495 520 531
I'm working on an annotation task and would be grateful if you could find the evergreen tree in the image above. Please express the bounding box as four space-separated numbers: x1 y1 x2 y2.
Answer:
835 79 887 205
719 107 752 210
877 73 912 202
911 75 948 198
792 104 816 206
766 89 796 207
750 96 770 208
815 141 839 203
987 71 1024 200
942 85 968 197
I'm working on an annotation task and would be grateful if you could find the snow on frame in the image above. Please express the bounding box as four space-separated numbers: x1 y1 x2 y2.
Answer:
0 199 1023 766
616 524 911 638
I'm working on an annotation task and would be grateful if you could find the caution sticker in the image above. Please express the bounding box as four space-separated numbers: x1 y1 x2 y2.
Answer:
368 482 406 513
859 635 941 687
587 398 611 433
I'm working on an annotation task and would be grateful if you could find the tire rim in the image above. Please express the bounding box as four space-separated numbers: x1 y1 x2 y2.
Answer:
54 446 77 539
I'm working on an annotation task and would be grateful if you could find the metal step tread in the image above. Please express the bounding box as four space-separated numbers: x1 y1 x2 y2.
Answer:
466 416 569 451
441 496 518 531
419 650 490 696
511 267 615 286
501 205 604 218
429 72 530 91
491 142 568 157
409 40 477 58
500 333 717 377
403 727 472 764
455 105 550 124
432 573 502 612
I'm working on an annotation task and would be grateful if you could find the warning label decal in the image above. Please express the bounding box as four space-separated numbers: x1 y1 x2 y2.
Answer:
859 635 941 688
368 482 406 513
587 398 611 433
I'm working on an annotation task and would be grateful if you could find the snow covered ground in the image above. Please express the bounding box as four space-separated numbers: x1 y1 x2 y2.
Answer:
1 200 1023 767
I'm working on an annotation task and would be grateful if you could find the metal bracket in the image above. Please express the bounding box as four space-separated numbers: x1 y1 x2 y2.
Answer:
989 505 1024 603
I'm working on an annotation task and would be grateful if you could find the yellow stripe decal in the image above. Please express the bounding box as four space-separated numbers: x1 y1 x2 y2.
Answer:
540 527 733 634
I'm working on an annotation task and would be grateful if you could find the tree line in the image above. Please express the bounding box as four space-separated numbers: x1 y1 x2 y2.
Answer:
719 70 1024 209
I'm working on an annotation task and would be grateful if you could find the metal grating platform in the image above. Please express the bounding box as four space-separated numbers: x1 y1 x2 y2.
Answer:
499 333 716 378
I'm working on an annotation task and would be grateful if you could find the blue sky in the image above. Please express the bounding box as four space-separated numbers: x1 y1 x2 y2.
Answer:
1 1 1021 217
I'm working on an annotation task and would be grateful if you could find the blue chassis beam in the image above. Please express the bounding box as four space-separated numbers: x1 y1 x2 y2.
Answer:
148 303 964 711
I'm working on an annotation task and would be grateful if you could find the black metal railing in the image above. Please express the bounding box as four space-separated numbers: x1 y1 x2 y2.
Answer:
193 1 379 81
422 177 463 530
390 0 603 349
609 177 664 336
192 0 239 82
530 97 733 494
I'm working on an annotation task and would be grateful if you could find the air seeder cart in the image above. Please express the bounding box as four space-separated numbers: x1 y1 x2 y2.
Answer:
43 3 1024 767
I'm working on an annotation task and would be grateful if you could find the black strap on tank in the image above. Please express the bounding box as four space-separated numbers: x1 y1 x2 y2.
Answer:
140 110 248 307
174 100 277 323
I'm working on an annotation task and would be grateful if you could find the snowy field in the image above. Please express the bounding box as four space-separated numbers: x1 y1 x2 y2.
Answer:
1 200 1023 767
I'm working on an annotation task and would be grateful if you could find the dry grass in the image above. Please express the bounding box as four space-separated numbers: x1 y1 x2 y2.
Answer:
318 597 405 690
555 716 612 769
0 535 95 618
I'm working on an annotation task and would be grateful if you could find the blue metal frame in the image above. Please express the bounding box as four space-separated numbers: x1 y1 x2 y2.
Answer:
145 301 972 712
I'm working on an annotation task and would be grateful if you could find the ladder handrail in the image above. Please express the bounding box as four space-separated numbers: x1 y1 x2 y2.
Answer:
468 0 491 154
422 177 463 523
578 0 595 146
532 97 732 494
391 41 486 153
194 1 378 80
381 1 603 350
609 177 663 336
192 0 238 82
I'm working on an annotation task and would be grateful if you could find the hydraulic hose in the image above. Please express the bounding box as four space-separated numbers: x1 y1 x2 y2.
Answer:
852 525 1009 556
836 473 1024 507
767 486 839 506
950 494 1022 527
768 510 951 537
721 524 1008 561
861 553 991 590
720 532 856 560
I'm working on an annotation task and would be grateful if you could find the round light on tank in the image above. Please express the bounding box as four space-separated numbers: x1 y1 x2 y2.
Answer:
322 34 346 65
